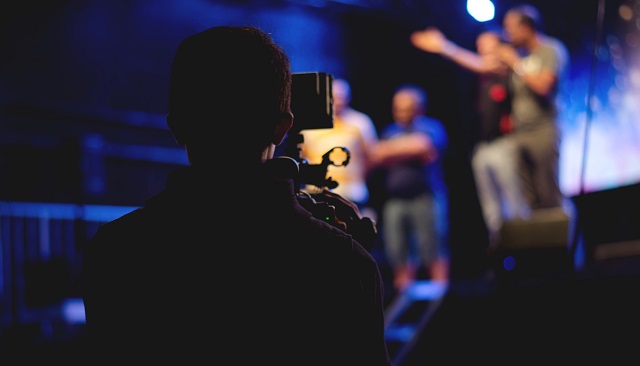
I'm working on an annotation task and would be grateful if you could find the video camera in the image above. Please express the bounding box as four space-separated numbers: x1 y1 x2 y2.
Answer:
272 71 351 224
276 72 350 188
269 72 376 251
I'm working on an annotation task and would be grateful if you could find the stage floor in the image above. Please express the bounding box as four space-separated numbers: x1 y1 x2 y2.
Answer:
386 254 640 365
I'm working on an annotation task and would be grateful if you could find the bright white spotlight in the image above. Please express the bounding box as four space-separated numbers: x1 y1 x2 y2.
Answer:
467 0 495 22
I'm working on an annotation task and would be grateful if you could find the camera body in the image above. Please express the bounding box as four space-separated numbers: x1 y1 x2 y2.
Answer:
269 72 376 250
275 71 351 190
290 72 334 133
273 72 350 224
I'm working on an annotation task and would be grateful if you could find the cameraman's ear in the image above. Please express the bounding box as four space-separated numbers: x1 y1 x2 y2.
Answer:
272 111 294 145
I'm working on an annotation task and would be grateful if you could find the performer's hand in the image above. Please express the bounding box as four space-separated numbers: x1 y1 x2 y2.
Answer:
410 27 447 54
498 44 520 69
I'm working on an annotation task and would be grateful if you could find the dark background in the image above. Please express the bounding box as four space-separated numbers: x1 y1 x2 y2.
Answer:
0 0 611 258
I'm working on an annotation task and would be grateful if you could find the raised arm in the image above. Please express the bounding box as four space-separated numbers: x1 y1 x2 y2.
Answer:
411 27 504 75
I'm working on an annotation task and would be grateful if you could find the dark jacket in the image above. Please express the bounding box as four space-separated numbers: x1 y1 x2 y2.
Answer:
81 165 392 365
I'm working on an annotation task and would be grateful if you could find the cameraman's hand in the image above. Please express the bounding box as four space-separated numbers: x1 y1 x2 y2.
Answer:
315 189 361 222
313 189 377 252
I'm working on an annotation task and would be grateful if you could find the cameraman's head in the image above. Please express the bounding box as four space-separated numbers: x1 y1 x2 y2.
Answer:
167 26 294 168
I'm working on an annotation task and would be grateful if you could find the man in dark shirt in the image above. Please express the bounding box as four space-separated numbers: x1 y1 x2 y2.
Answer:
371 84 449 291
81 26 391 365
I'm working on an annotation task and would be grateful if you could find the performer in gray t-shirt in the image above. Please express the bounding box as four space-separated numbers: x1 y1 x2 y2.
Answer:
499 4 569 211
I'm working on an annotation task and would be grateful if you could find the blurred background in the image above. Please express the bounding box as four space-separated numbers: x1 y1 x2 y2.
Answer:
2 0 640 362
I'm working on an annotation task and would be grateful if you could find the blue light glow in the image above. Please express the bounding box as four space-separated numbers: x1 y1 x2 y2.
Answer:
503 255 516 271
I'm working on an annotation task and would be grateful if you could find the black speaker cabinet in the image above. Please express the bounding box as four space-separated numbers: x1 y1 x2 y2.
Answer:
570 182 640 277
492 207 572 286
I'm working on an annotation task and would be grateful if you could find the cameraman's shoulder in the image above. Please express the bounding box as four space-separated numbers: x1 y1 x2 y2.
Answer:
91 207 144 240
302 215 364 252
322 221 378 266
84 207 147 264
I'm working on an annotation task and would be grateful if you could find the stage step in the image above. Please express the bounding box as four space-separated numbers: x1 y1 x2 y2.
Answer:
384 280 448 364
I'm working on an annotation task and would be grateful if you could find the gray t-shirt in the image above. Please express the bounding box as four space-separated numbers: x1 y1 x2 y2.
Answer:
510 36 568 132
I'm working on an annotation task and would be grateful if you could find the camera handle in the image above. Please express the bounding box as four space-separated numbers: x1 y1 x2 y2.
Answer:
299 146 350 190
264 154 340 226
279 131 350 191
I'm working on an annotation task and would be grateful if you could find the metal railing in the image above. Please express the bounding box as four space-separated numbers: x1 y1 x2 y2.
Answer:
0 201 137 331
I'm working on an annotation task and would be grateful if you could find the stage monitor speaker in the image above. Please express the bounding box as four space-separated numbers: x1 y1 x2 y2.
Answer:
498 207 570 250
570 182 640 275
492 207 571 285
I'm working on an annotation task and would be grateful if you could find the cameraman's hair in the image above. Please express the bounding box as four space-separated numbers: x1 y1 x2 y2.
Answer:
168 26 292 147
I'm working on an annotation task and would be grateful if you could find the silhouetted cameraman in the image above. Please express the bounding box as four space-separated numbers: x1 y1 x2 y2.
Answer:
81 26 391 365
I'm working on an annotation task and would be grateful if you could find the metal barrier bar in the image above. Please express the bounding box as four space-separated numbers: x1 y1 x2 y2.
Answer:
0 201 138 329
